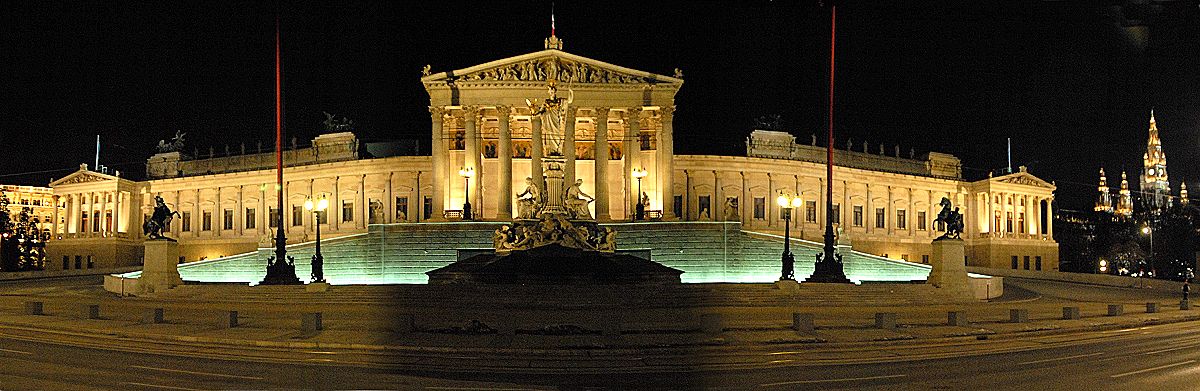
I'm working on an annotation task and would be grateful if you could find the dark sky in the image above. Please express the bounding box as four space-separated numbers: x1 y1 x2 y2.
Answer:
1 1 1198 211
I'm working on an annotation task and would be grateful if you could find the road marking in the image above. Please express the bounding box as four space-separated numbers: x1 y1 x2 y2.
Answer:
0 348 31 355
131 365 263 380
1111 360 1197 378
760 374 907 387
1141 343 1200 355
121 382 204 391
1018 352 1102 365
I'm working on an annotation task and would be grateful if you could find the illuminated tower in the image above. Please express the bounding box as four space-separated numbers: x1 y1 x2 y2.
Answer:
1095 168 1113 213
1116 171 1134 218
1181 182 1189 206
1140 110 1170 211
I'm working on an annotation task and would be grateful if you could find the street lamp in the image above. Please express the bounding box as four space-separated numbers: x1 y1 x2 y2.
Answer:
304 194 329 283
777 192 803 281
459 167 475 220
632 167 648 221
1142 224 1154 282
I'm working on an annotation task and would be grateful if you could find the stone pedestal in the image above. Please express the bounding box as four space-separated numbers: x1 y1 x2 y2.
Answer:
928 238 974 300
139 240 183 293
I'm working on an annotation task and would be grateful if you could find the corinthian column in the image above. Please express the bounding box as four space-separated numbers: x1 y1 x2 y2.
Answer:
463 106 481 217
624 108 640 219
659 106 676 219
593 107 611 221
531 115 544 195
497 106 513 219
564 108 577 186
429 106 446 220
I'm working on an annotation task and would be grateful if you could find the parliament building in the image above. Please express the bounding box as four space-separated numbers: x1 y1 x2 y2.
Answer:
45 35 1059 276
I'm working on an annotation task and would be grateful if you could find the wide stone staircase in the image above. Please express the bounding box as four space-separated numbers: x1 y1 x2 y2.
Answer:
150 221 932 285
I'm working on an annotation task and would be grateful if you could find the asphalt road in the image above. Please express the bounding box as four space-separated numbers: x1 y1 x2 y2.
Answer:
1 316 1199 390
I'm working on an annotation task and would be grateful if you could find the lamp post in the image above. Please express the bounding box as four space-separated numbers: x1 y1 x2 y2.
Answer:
632 167 648 221
777 193 803 281
1142 224 1154 283
459 167 474 220
304 194 328 283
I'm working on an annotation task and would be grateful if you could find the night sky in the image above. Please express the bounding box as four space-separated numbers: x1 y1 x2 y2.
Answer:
2 1 1198 211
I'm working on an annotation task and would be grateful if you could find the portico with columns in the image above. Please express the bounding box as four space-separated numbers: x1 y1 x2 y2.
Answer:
420 37 683 222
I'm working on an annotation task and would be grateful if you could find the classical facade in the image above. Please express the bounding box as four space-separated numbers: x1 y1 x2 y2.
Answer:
45 34 1058 272
1 184 62 238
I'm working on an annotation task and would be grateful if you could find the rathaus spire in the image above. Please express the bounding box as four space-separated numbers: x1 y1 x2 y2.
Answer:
1116 170 1134 218
1095 168 1113 213
1140 110 1170 211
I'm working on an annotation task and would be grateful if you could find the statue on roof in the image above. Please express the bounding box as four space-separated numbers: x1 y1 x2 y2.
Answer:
422 64 431 76
156 130 186 153
322 112 355 132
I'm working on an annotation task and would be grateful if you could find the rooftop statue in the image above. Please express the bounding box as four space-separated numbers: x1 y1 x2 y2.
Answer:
155 130 186 153
322 112 355 132
934 197 964 240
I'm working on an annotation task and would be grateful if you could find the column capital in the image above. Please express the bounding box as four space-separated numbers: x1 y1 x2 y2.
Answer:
626 107 643 117
593 106 611 115
495 105 511 119
428 106 445 117
660 105 676 119
461 105 480 118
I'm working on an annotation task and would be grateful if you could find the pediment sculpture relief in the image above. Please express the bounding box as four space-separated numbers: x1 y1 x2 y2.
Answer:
456 57 647 84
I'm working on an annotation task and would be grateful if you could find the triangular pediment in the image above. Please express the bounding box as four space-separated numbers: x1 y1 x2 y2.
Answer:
49 167 119 187
421 49 683 87
993 172 1054 189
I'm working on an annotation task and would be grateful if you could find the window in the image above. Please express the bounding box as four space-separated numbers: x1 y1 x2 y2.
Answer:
105 211 112 232
853 205 863 227
269 207 280 228
832 204 840 224
1018 212 1025 233
223 209 234 230
182 212 191 232
753 197 766 220
396 197 409 221
369 199 383 224
673 195 683 218
897 210 907 229
805 201 817 223
1012 256 1019 269
698 195 711 219
901 254 909 261
917 211 927 231
245 208 256 229
202 211 212 231
922 255 929 264
342 202 354 222
1006 212 1014 233
423 196 433 220
1023 256 1030 270
74 256 81 269
92 211 100 232
292 206 304 227
875 208 885 229
1035 256 1042 271
62 256 69 270
87 256 94 269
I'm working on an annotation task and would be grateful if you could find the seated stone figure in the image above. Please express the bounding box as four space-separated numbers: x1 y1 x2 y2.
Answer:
565 179 594 219
515 177 541 219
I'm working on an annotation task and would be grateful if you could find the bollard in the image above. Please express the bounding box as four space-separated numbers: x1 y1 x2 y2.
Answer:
947 311 969 327
142 308 165 324
792 313 815 333
1062 307 1081 320
23 301 43 316
227 311 239 328
699 314 723 335
1182 300 1192 311
1010 309 1029 323
1107 304 1124 316
81 304 100 319
1146 303 1160 313
874 312 897 329
302 312 323 332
